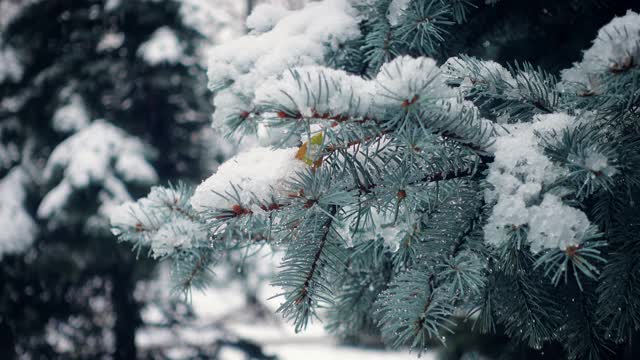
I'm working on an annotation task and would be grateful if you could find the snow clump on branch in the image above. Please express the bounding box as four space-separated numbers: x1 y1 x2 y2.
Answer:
190 146 308 211
561 10 640 89
484 113 592 252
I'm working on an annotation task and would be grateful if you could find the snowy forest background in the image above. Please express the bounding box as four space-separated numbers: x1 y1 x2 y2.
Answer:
1 0 639 359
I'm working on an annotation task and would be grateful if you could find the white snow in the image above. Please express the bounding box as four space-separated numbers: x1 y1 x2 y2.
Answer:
376 56 453 106
487 114 571 186
150 217 206 258
38 120 157 227
0 167 37 258
37 180 74 221
254 65 377 119
566 147 619 177
52 95 90 133
387 0 411 26
138 26 183 65
252 55 461 145
561 10 640 86
484 113 593 252
584 150 617 176
246 3 291 33
338 206 410 252
110 187 172 231
114 153 159 185
581 9 639 71
443 56 517 92
110 186 207 258
190 146 308 211
527 195 591 252
206 0 361 135
179 0 246 49
136 256 424 360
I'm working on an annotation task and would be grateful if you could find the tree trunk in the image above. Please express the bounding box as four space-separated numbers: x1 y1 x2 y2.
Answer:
111 266 138 360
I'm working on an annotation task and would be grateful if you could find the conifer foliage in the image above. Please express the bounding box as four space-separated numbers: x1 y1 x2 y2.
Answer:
112 1 640 358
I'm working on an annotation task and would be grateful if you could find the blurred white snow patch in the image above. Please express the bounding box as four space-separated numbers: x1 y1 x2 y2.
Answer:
387 0 411 26
267 344 422 360
104 0 121 11
0 45 23 83
246 3 291 33
0 167 37 258
179 0 246 48
138 26 183 65
0 0 39 31
42 119 157 189
38 120 157 230
0 118 21 171
189 257 419 360
136 250 423 359
44 319 75 354
96 31 125 52
52 95 90 133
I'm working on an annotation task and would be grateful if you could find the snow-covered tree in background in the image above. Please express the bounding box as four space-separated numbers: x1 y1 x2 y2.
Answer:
0 0 227 358
113 0 640 359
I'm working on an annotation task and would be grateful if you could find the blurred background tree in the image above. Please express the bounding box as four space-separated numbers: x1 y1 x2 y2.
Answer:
0 0 223 358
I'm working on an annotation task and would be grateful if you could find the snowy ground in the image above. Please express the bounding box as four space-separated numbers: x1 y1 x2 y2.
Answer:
194 284 424 359
136 257 431 359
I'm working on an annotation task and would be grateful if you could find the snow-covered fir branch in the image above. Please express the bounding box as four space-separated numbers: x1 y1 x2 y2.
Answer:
110 2 640 358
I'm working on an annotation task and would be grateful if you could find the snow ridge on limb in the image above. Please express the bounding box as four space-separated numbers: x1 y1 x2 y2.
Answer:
206 0 361 138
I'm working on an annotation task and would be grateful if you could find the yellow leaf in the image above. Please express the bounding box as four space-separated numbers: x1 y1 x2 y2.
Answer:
296 133 324 168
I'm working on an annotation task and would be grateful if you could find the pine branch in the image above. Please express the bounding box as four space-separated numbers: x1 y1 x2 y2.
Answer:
295 205 338 306
214 165 482 221
181 252 207 290
376 183 485 350
272 204 345 332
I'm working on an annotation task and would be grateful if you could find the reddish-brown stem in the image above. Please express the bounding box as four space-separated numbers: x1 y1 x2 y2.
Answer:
294 205 338 305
